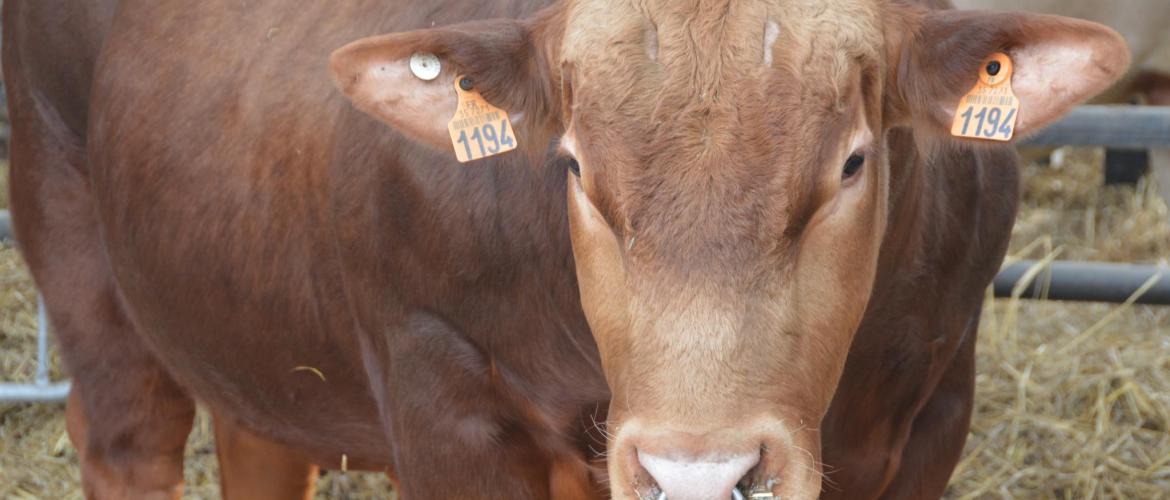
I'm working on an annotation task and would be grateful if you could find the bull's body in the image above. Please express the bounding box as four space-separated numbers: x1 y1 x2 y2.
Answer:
6 0 1020 498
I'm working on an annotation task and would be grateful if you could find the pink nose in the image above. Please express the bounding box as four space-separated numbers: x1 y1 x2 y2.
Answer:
637 449 759 500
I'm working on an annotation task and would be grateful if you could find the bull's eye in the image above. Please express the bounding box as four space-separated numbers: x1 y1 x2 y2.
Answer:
842 154 865 179
567 158 581 177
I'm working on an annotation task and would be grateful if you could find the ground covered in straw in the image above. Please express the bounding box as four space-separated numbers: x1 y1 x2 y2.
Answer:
2 149 1168 499
945 150 1170 499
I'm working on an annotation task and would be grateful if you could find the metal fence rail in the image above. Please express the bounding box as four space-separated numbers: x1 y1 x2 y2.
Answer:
2 211 71 402
994 260 1169 305
1 209 72 402
1022 105 1170 148
1 209 70 400
0 298 71 403
0 208 10 243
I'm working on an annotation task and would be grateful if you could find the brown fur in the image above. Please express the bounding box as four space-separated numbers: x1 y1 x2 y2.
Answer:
1133 70 1170 105
4 0 1125 498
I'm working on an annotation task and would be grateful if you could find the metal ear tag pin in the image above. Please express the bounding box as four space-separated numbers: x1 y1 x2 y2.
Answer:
409 52 441 81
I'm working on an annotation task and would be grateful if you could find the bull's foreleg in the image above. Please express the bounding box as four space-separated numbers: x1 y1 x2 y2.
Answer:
64 376 195 500
212 411 319 499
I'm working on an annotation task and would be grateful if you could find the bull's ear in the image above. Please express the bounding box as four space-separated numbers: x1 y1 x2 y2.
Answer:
889 9 1129 140
329 18 556 153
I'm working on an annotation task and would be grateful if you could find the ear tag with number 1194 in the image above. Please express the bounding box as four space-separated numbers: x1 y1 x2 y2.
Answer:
447 76 518 163
951 52 1020 142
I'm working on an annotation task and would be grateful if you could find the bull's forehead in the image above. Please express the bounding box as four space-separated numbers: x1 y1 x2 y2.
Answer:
559 1 884 279
559 0 885 172
561 0 884 89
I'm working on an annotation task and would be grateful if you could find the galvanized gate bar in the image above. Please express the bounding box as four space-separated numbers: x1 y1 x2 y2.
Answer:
0 381 70 402
0 209 10 241
994 260 1170 305
0 209 72 403
1022 105 1170 148
0 295 71 403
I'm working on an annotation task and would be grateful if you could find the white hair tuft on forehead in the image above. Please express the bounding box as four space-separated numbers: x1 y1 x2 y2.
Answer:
764 20 781 66
645 22 660 62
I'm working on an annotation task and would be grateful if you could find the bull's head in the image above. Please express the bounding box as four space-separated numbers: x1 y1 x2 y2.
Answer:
330 1 1126 498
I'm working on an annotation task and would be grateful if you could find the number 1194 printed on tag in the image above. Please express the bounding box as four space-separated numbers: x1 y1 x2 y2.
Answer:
956 105 1016 140
454 120 515 161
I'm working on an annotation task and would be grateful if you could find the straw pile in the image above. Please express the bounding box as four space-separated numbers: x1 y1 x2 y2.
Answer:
944 149 1170 499
2 148 1169 499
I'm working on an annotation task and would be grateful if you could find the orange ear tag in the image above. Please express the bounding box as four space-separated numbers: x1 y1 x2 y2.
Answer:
447 76 518 163
951 52 1020 141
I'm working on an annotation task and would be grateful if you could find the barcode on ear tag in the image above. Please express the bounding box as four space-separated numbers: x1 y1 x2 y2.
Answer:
951 52 1020 142
447 77 518 163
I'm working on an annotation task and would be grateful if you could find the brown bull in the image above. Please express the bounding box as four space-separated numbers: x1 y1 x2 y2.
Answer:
3 0 1126 498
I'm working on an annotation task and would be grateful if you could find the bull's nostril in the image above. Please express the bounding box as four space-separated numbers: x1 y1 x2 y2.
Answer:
654 487 751 500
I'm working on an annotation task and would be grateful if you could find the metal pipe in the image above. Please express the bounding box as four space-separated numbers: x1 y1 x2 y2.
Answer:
994 260 1170 305
0 382 71 403
1023 105 1170 148
0 209 10 241
36 296 50 386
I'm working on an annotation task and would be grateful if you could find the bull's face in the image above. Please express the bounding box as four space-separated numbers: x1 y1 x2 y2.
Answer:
331 1 1126 498
561 4 888 498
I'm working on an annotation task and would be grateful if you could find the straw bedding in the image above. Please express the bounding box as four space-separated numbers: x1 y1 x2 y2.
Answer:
2 148 1168 499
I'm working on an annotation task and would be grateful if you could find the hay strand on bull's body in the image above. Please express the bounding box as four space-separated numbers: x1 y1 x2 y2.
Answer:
4 150 1170 498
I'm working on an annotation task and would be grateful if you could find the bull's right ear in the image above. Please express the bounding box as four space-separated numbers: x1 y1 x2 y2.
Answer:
330 18 557 154
887 8 1130 141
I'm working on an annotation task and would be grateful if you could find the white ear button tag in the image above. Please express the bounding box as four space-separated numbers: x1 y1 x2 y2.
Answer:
409 52 441 81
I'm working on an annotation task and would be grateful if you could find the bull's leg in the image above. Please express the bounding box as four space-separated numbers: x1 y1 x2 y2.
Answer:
212 412 319 500
8 70 195 500
877 318 978 500
35 207 195 500
64 381 194 499
13 167 197 499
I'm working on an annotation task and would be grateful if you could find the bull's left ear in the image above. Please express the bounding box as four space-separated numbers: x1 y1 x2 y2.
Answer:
889 8 1129 139
330 18 557 154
